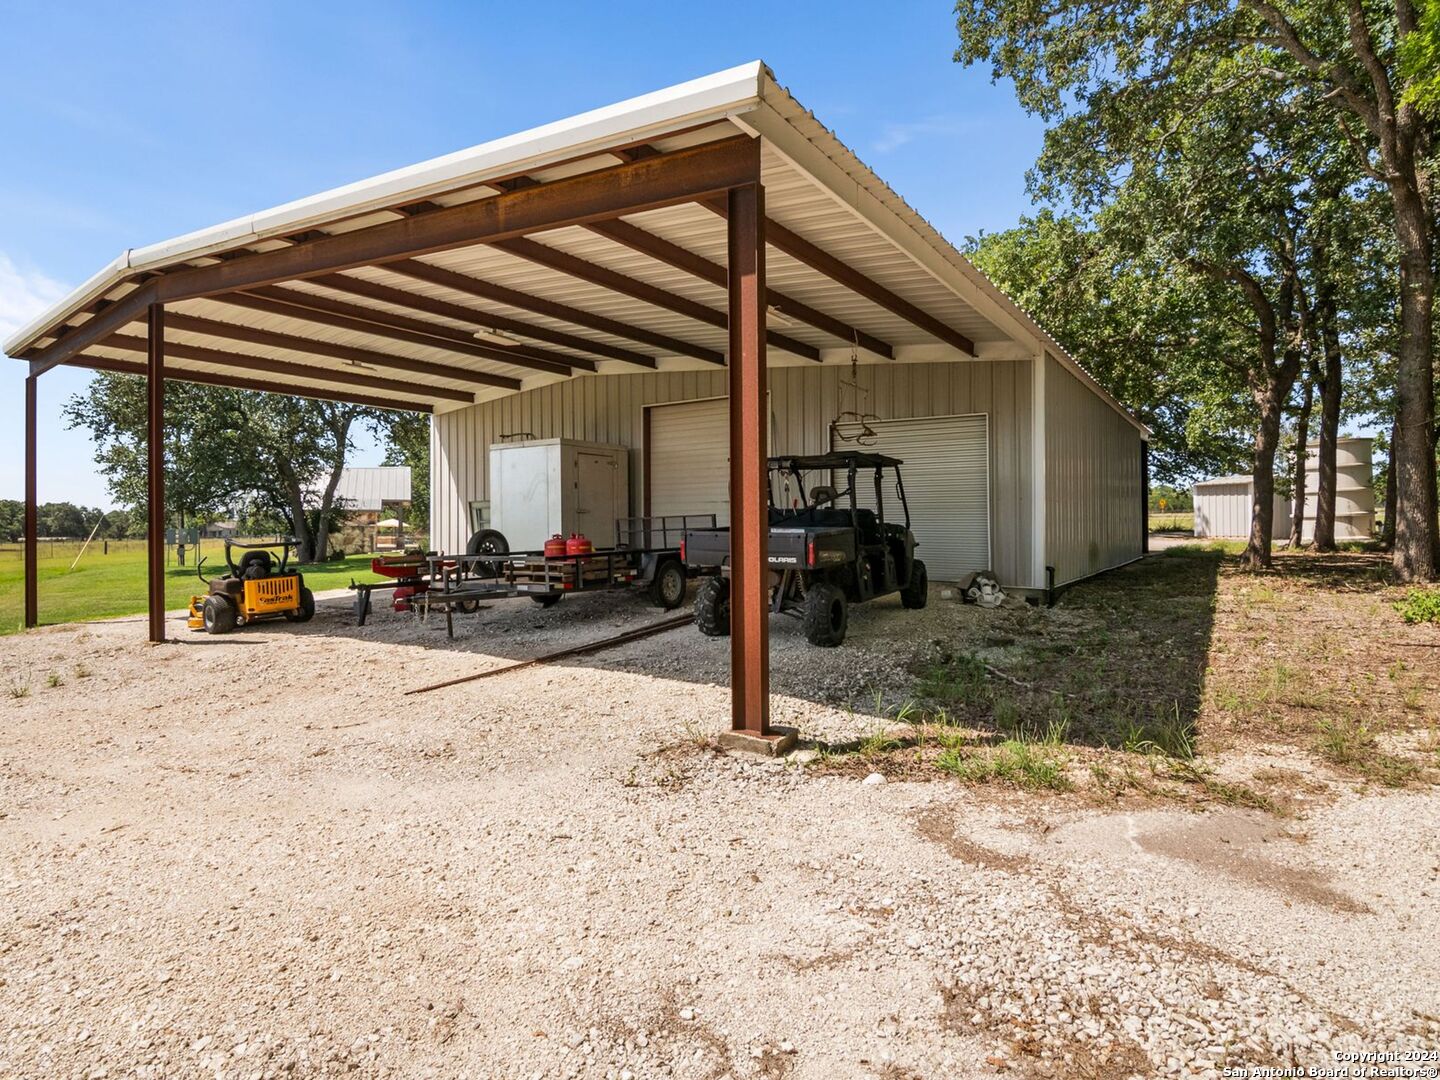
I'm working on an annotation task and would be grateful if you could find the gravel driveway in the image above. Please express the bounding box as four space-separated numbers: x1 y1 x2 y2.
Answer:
1 590 1435 1079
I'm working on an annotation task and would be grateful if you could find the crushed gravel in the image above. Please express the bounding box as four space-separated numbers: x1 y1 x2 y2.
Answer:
1 587 1435 1079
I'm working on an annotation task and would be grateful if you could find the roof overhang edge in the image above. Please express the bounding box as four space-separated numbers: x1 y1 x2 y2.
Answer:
5 61 768 359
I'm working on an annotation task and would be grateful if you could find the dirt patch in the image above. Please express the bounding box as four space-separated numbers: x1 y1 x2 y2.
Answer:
1136 809 1372 913
914 809 1031 872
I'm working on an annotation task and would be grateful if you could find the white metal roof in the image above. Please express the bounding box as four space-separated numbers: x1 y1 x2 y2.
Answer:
6 61 1145 434
1193 474 1254 487
325 466 412 511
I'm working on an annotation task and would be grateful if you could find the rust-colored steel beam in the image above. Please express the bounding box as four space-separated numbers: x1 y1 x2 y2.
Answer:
102 333 480 403
30 138 762 378
494 235 822 362
702 198 976 356
27 282 156 377
584 218 894 358
146 305 166 644
71 355 434 413
390 259 725 365
216 288 570 376
168 137 759 301
308 275 651 368
167 308 545 383
23 375 37 629
727 183 771 736
162 311 523 385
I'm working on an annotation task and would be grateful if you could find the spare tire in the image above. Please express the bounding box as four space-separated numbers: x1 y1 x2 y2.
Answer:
466 528 509 576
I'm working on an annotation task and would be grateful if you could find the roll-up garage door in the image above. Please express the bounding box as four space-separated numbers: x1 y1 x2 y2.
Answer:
832 415 991 581
647 398 732 526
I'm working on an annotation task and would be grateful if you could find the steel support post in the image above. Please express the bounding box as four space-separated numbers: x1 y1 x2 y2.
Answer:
147 304 166 643
726 182 770 735
23 375 38 628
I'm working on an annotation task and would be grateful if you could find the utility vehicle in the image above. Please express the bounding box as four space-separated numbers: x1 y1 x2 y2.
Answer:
682 451 927 646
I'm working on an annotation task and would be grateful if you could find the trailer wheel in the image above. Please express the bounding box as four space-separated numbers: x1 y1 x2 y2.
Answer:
900 559 929 610
650 559 687 610
694 577 730 637
531 594 562 608
803 582 848 647
202 595 237 635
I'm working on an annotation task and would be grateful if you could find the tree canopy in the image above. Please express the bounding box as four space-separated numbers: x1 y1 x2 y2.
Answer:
64 374 424 562
955 0 1434 572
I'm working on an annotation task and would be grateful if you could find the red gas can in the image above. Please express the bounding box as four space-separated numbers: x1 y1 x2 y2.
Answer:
544 533 567 558
565 532 593 556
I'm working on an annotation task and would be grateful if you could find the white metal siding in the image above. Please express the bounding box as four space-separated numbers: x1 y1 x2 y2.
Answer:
832 415 990 581
431 359 1036 586
1193 480 1290 539
648 398 731 525
1043 355 1143 586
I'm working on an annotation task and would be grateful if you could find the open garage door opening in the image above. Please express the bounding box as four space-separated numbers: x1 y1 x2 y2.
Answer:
832 414 991 582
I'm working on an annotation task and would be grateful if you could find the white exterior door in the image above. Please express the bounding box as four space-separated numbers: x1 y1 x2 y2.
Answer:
573 450 620 547
833 415 991 581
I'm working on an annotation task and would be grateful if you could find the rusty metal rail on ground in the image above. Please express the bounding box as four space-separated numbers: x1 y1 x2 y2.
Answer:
404 613 693 696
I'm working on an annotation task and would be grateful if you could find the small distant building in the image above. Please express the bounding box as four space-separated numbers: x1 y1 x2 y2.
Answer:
1192 475 1290 539
200 519 240 539
328 466 412 526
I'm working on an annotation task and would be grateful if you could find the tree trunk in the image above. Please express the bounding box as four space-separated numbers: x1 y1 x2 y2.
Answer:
1311 277 1344 552
1386 165 1437 580
1383 415 1399 550
1288 379 1313 548
274 458 316 564
1246 389 1286 570
310 415 353 563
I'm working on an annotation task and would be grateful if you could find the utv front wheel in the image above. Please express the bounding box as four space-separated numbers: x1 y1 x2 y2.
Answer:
694 577 731 637
803 582 848 647
901 559 929 610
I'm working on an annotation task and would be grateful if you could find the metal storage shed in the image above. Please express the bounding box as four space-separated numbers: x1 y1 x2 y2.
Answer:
1193 475 1290 539
5 61 1147 745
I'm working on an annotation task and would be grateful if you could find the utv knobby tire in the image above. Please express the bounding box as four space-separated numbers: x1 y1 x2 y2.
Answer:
803 582 848 647
694 577 731 637
900 559 929 610
203 595 237 635
650 559 687 610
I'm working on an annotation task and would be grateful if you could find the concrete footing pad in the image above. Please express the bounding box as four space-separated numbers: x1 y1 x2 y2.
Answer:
718 726 799 757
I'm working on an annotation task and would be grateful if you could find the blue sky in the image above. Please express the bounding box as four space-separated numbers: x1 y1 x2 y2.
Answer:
0 1 1044 507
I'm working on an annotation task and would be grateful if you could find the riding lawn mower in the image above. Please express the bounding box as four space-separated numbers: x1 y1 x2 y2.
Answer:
188 539 316 634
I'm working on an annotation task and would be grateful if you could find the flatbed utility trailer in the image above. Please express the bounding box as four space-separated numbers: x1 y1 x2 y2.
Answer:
397 515 713 638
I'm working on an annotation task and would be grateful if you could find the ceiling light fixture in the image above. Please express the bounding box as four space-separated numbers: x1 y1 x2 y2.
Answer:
472 326 523 347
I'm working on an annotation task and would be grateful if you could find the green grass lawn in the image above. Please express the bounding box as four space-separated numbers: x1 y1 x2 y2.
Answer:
0 539 387 634
1149 511 1194 532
